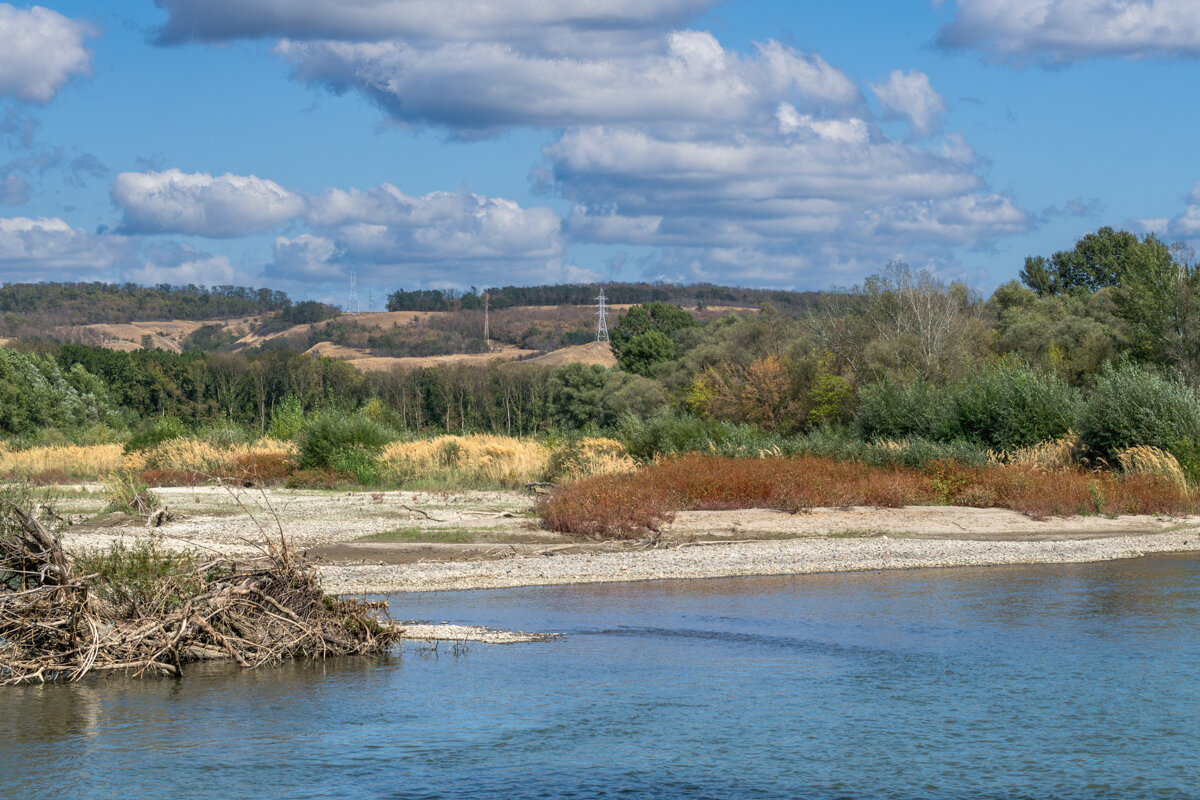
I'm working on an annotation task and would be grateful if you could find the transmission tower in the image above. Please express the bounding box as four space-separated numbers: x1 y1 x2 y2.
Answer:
595 287 609 342
347 269 360 315
483 291 490 348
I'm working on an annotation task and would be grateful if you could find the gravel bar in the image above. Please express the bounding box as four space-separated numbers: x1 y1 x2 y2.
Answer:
319 529 1200 595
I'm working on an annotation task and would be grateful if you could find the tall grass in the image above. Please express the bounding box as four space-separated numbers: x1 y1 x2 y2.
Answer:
0 442 125 481
380 434 551 487
538 454 1197 538
129 438 297 485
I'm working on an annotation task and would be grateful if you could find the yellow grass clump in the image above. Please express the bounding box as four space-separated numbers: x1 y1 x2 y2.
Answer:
0 443 125 480
1117 445 1190 492
380 434 551 486
547 438 637 483
988 432 1081 473
126 437 297 478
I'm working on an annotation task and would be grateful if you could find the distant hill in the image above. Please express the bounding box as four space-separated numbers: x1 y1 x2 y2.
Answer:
0 280 775 368
386 282 821 312
0 282 290 337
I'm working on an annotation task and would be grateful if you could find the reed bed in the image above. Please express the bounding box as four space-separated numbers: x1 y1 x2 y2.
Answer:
538 454 1198 538
0 443 125 482
987 432 1081 473
129 438 297 485
380 434 551 487
1117 445 1190 492
546 438 636 482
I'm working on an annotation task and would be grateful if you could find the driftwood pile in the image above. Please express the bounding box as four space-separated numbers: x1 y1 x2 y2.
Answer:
0 502 401 685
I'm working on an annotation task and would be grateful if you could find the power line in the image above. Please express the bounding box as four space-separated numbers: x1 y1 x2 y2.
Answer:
483 291 490 347
596 287 609 342
347 269 360 315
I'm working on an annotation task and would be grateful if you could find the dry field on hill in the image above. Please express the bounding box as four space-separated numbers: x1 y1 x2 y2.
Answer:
78 316 263 352
55 303 757 371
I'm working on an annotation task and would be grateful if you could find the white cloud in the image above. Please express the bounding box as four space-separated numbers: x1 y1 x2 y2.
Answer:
124 252 236 286
306 184 564 265
0 216 127 275
0 4 96 103
277 34 859 133
1167 181 1200 237
549 125 1028 270
111 169 306 237
869 70 946 136
269 234 340 281
936 0 1200 62
155 0 716 52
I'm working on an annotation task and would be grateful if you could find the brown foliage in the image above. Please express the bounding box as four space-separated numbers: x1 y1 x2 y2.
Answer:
538 454 1197 537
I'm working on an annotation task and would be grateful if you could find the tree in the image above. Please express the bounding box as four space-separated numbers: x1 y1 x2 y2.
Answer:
1020 226 1173 296
610 302 696 374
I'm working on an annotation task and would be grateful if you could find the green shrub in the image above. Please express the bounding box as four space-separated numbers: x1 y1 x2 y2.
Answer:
124 416 188 453
297 411 393 476
619 410 786 460
856 361 1075 451
267 395 307 441
1077 362 1200 478
855 378 950 441
946 360 1077 449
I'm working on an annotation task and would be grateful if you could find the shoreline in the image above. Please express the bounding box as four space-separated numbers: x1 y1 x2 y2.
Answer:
318 528 1200 595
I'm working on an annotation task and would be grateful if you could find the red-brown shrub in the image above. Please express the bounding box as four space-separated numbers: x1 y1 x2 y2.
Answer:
537 474 678 539
536 455 1197 537
231 452 295 484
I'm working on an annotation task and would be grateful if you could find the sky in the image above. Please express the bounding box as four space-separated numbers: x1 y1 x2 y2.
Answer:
2 0 1200 306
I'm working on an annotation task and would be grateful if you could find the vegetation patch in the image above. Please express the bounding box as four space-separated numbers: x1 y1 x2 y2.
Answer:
358 527 475 544
538 455 1197 538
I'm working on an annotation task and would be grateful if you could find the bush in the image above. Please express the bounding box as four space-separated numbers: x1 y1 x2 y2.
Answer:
856 361 1076 451
619 410 786 460
947 360 1076 449
296 412 393 484
537 454 1196 538
123 416 188 453
855 378 949 441
1077 362 1200 478
267 395 307 441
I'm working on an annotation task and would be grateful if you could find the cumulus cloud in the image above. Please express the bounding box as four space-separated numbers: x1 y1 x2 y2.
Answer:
123 242 236 286
0 4 96 103
1165 181 1200 237
155 0 716 52
277 33 859 134
269 233 340 281
869 70 946 136
0 216 127 276
549 123 1028 275
305 184 564 269
111 169 306 237
936 0 1200 62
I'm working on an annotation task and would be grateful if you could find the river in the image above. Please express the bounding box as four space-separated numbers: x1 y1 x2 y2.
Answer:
2 554 1198 799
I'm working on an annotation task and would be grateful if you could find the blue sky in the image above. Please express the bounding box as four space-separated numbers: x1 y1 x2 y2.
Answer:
2 0 1200 305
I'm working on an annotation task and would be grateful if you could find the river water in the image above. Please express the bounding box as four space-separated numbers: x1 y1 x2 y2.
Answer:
2 555 1198 799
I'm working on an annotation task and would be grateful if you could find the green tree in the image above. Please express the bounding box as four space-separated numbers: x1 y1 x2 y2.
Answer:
610 302 696 374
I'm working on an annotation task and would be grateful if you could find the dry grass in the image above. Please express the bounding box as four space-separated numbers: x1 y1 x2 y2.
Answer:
547 438 636 483
539 454 1198 538
127 438 297 484
0 443 125 481
380 434 551 486
1117 445 1190 492
988 432 1081 473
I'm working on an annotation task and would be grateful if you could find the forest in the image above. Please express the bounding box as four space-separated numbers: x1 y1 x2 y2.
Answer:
3 226 1200 497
